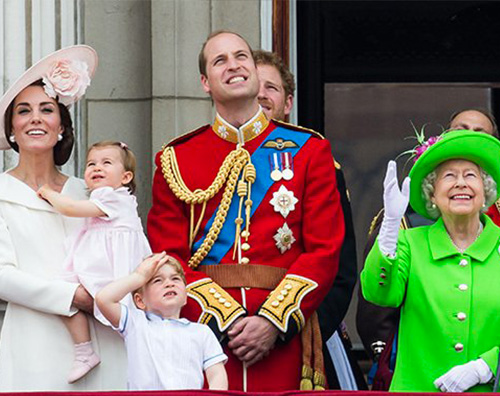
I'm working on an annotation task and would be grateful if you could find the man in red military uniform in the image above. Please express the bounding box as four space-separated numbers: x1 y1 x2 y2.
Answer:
148 30 345 392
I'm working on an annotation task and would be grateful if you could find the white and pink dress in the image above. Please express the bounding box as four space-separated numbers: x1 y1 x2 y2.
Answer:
64 186 151 324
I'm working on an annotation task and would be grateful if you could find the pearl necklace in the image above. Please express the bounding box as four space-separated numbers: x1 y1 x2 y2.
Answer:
447 222 484 254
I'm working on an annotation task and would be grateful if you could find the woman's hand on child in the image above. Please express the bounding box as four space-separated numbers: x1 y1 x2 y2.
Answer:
72 285 94 314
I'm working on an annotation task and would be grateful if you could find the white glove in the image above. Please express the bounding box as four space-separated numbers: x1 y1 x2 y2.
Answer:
378 161 410 256
434 358 493 393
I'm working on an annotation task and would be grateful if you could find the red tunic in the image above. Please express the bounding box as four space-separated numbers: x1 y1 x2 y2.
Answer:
486 202 500 226
148 114 344 391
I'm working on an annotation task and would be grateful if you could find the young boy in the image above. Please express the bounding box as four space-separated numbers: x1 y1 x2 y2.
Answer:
95 252 228 390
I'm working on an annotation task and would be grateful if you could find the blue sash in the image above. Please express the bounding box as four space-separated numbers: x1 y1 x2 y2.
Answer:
193 126 311 265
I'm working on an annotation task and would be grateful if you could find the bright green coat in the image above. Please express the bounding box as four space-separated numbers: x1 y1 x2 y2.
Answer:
361 215 500 392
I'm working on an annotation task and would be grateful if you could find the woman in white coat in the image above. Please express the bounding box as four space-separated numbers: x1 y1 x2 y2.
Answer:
0 46 126 391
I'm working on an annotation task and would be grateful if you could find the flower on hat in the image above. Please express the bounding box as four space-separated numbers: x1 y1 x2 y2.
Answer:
399 122 443 163
42 59 91 107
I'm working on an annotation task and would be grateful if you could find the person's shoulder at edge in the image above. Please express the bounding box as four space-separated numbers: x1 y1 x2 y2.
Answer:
271 119 324 140
163 124 212 150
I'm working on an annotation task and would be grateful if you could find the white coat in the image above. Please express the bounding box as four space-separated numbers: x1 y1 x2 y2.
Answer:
0 173 127 391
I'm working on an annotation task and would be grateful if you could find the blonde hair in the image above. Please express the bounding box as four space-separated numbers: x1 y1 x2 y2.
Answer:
133 256 186 301
87 140 137 193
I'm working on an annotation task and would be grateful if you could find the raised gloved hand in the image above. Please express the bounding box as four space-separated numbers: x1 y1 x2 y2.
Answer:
378 160 410 256
434 358 493 393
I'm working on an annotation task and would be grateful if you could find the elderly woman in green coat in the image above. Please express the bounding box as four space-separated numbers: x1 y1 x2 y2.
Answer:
361 130 500 392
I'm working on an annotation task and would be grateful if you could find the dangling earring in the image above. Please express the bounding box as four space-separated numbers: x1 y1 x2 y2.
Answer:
57 134 63 142
431 203 436 209
9 135 15 143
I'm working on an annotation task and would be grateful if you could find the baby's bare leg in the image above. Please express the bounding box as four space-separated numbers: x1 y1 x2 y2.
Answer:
62 311 91 343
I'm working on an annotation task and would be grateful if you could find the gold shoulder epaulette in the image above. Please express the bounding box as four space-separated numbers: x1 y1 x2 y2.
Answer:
163 124 210 148
368 208 409 236
272 119 324 140
368 209 384 236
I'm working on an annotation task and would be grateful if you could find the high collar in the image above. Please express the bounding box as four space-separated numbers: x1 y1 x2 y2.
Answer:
0 173 85 212
429 214 500 262
212 106 269 145
145 311 190 325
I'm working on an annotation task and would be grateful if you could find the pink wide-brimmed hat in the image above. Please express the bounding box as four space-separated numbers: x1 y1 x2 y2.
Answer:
0 44 98 149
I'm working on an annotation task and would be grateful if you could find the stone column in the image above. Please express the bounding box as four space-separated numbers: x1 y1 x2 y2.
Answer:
83 0 152 220
151 0 261 153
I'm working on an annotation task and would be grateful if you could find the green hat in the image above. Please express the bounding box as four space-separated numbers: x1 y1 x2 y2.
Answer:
409 129 500 219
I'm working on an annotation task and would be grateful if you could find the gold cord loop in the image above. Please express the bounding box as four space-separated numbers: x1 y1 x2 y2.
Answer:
161 145 253 269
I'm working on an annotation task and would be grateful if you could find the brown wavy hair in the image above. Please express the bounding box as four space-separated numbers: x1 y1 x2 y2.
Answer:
4 79 75 166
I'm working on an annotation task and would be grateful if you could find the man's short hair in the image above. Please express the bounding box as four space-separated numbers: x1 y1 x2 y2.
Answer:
253 50 296 98
198 30 255 77
448 108 498 137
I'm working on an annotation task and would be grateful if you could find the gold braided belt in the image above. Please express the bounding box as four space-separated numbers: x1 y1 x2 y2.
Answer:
161 145 256 270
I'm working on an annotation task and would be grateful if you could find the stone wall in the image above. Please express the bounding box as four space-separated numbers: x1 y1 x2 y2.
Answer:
83 0 261 222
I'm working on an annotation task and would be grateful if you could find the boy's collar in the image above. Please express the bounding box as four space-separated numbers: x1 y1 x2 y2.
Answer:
145 311 190 325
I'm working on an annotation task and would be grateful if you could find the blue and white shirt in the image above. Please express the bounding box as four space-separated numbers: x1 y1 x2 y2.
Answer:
116 305 227 390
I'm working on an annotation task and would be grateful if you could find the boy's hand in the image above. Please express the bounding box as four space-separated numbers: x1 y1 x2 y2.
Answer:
134 252 169 282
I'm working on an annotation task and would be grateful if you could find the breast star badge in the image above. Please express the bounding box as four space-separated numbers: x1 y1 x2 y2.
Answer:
274 223 296 253
270 185 298 218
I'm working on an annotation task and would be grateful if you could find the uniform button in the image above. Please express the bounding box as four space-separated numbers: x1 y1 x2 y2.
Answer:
214 292 221 298
218 297 226 303
459 259 468 266
281 289 289 296
380 273 386 279
271 301 280 307
224 302 232 308
244 287 251 291
277 295 285 301
381 267 387 272
209 288 216 294
457 312 466 321
241 257 250 264
241 230 250 238
241 243 250 251
379 281 384 286
454 343 464 352
284 283 292 290
458 284 468 291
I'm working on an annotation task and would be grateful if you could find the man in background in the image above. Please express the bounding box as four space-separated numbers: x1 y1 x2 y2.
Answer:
254 49 365 390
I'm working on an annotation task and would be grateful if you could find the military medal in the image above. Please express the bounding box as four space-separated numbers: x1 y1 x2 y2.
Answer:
270 185 298 218
273 223 296 253
270 153 283 181
282 152 294 180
